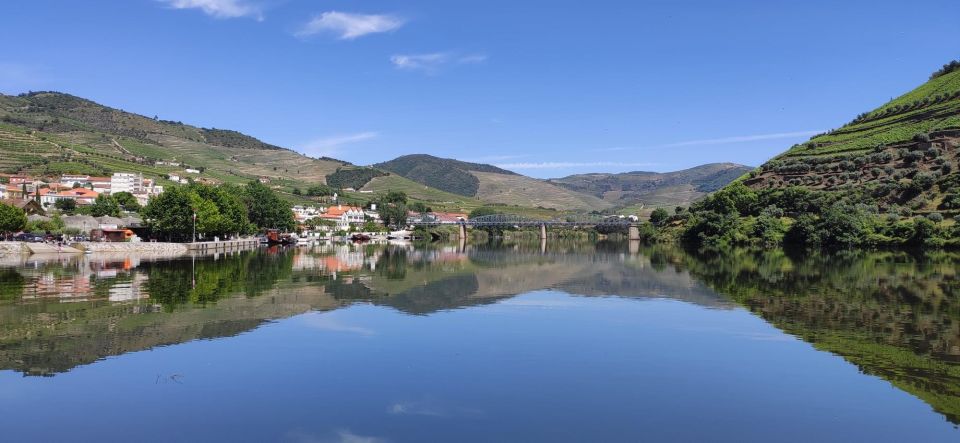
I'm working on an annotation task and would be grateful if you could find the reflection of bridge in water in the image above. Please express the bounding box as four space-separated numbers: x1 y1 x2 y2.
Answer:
409 214 642 242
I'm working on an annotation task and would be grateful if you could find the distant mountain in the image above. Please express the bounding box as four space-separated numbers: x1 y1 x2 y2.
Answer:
0 91 348 187
549 163 752 208
373 154 612 211
374 154 517 196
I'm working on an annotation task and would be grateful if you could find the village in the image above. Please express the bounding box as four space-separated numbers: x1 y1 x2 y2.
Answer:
0 171 469 245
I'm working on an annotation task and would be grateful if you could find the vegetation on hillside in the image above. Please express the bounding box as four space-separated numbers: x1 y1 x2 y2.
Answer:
672 59 960 249
325 167 388 190
374 154 519 197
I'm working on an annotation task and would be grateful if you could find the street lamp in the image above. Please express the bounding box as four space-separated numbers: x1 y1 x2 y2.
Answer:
192 211 197 243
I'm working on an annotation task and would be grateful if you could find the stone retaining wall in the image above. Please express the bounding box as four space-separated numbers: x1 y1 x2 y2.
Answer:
0 242 25 255
72 242 189 254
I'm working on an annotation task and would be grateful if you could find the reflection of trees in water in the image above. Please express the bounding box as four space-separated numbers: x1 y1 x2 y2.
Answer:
675 247 960 424
143 251 295 310
0 269 25 300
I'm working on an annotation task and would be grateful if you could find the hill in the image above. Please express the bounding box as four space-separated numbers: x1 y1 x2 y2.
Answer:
678 59 960 248
374 154 612 211
550 163 751 209
0 91 349 190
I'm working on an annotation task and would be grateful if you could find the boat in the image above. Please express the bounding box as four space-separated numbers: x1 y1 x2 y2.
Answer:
351 233 371 242
265 229 296 245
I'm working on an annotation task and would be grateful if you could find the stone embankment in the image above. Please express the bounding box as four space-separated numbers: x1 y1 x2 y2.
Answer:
73 242 190 254
0 242 25 255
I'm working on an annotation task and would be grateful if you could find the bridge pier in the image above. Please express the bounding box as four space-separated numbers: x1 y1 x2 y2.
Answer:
628 223 641 241
539 223 547 240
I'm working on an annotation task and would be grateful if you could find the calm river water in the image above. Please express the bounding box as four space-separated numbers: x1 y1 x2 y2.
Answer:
0 242 958 442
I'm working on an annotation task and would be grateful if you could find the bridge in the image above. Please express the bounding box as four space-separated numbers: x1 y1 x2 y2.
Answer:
409 214 642 241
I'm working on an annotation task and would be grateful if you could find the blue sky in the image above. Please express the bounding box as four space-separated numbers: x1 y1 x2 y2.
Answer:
2 0 959 178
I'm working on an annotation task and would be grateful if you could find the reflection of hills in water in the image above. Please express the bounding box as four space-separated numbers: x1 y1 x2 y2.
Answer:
1 244 959 426
672 248 960 424
0 244 729 375
327 245 731 314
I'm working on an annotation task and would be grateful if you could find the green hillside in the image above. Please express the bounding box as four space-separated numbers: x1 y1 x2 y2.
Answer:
677 60 960 248
375 154 517 196
0 91 349 190
550 163 751 210
374 154 612 211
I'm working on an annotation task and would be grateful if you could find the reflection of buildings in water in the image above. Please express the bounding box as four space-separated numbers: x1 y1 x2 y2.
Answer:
28 272 94 300
16 255 148 301
108 273 148 302
292 245 384 275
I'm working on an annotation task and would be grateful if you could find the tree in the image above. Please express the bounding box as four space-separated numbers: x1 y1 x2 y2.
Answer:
409 202 431 213
89 194 121 217
192 183 254 237
54 198 77 213
649 208 669 226
142 186 195 241
306 184 333 197
383 191 408 205
111 192 141 212
378 202 408 228
241 181 295 231
0 203 27 236
469 207 500 218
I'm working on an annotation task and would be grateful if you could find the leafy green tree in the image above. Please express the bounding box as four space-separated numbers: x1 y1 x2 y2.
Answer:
383 191 408 205
241 181 295 231
111 192 141 212
54 198 77 213
409 201 431 213
0 203 28 236
89 194 121 217
142 186 196 242
649 208 669 226
378 202 408 228
306 184 333 197
469 207 500 218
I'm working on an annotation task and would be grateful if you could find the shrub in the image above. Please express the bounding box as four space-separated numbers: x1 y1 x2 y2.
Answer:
927 212 944 222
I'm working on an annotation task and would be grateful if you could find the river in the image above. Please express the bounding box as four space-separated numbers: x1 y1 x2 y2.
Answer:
0 242 958 441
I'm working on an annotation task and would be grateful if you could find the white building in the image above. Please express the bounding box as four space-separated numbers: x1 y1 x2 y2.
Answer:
111 172 144 194
185 168 201 174
60 174 90 187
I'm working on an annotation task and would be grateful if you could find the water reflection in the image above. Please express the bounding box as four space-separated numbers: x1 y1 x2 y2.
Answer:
0 242 959 429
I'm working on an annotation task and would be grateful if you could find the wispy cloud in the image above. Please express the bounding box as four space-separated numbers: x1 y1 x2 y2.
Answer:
599 130 822 152
495 161 657 170
302 313 376 336
158 0 263 20
463 154 529 163
298 132 378 158
297 12 405 39
390 52 488 74
285 429 386 443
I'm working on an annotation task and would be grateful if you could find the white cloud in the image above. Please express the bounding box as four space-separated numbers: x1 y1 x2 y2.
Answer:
495 161 657 170
390 52 449 72
297 12 405 39
158 0 263 20
298 132 378 158
599 130 823 152
390 52 487 74
302 313 375 336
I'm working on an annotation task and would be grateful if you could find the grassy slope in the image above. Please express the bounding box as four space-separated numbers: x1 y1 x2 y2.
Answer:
472 171 613 211
550 163 752 211
359 174 568 218
779 69 960 158
0 92 347 190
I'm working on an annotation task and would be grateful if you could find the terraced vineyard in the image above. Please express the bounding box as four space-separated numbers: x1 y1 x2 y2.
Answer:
0 92 349 190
